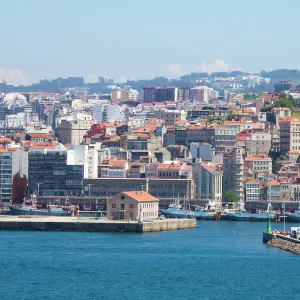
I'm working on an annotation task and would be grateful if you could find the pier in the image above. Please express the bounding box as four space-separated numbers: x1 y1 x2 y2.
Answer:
0 216 197 233
263 219 300 255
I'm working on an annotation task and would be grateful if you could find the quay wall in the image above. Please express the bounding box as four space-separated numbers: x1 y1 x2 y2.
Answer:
142 219 197 232
0 217 196 233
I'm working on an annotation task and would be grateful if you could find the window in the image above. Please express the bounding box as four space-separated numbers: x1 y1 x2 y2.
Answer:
112 204 116 208
129 204 134 208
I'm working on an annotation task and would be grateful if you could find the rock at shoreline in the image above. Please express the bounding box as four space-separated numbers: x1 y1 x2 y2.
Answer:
267 238 300 255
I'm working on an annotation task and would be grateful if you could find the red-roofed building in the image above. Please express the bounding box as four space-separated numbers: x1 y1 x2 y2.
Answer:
279 116 300 154
107 191 159 221
83 124 106 144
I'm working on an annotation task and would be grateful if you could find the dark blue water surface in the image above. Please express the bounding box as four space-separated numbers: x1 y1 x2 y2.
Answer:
0 221 299 300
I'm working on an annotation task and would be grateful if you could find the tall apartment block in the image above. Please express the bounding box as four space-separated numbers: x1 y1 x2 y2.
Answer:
279 117 300 154
223 147 244 203
0 148 28 204
142 86 178 103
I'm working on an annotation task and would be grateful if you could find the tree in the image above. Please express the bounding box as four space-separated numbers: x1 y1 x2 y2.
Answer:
273 97 296 111
226 111 234 121
225 190 239 203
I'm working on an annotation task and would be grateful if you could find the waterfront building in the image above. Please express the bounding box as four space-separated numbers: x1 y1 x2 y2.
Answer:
223 147 244 202
28 143 83 197
245 179 260 202
193 162 222 204
84 178 193 205
0 148 28 204
265 179 281 202
107 191 159 220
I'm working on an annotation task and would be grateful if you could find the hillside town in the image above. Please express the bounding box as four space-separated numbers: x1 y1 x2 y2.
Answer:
1 76 300 214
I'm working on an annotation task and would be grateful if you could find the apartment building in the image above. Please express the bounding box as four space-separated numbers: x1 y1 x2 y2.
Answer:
163 110 187 126
98 158 128 178
223 147 244 202
244 156 272 176
120 133 162 151
279 117 300 154
142 86 178 103
189 86 213 104
265 179 281 202
93 104 125 123
237 130 272 156
156 161 192 179
28 143 83 197
0 148 28 204
245 179 260 202
193 162 222 203
177 87 190 102
59 116 94 145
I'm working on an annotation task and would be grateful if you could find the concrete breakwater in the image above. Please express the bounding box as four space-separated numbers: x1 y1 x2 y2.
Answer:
263 232 300 255
0 216 197 233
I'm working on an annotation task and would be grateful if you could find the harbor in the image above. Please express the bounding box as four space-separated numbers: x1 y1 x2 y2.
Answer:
0 215 197 233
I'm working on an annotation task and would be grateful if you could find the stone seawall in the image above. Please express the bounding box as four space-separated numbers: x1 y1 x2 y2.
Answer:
0 216 196 233
267 238 300 255
263 232 300 255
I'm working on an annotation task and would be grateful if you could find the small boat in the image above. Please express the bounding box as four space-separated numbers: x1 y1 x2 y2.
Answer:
9 195 77 217
160 199 215 220
285 206 300 223
224 203 275 221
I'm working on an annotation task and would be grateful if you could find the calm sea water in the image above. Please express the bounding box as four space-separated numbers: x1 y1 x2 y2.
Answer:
0 221 299 300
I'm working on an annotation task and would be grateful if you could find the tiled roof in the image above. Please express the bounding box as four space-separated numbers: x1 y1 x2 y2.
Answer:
245 156 271 161
246 179 259 184
0 137 13 143
123 191 159 202
267 179 280 186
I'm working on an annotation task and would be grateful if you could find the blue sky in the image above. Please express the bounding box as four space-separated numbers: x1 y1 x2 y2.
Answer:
0 0 299 84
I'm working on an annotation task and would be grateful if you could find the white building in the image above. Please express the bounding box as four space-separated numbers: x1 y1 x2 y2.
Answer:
163 110 186 126
245 179 260 201
189 86 213 104
67 144 100 179
93 104 125 123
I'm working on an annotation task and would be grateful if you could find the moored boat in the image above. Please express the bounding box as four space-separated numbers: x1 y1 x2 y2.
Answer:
285 206 300 223
9 195 78 217
160 199 215 220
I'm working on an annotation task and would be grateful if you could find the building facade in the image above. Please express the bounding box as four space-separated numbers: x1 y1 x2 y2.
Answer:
223 147 244 202
0 148 28 204
107 191 159 220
